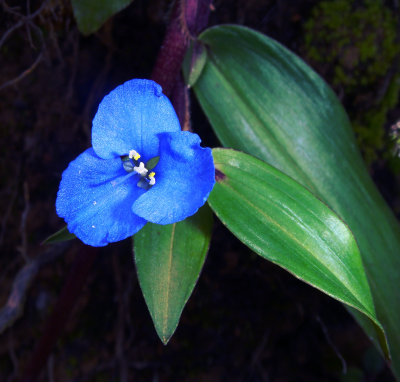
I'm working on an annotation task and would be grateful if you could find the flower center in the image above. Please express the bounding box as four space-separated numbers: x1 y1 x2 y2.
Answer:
121 150 158 189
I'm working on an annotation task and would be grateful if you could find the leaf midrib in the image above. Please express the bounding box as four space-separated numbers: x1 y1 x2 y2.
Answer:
162 223 176 341
214 163 372 315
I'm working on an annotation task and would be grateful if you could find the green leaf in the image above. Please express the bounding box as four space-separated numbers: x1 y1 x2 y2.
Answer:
193 25 400 372
71 0 134 35
133 205 212 344
209 148 386 355
182 41 208 87
42 226 76 244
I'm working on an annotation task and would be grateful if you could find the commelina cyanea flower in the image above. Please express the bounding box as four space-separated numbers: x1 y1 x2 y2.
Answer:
56 79 215 247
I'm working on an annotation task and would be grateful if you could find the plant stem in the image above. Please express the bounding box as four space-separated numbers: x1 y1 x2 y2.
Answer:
151 0 211 97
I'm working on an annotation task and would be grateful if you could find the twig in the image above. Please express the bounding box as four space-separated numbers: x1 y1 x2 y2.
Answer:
113 255 129 382
19 245 98 382
47 354 55 382
0 0 49 48
316 315 347 374
81 360 116 382
250 329 269 369
0 243 69 334
18 182 31 262
123 276 135 348
0 0 48 91
152 370 159 382
64 29 80 102
7 330 20 382
0 257 21 290
0 163 20 247
80 21 114 140
0 0 20 15
2 0 50 20
57 26 79 132
0 260 37 334
25 0 34 49
0 49 44 91
0 19 24 49
244 329 270 381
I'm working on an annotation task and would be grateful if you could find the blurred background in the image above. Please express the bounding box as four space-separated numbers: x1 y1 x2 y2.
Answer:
1 0 399 380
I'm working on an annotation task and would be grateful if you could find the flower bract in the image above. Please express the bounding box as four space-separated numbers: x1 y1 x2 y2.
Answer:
56 79 215 247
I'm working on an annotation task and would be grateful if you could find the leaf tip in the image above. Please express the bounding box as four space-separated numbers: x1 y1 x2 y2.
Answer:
161 335 171 345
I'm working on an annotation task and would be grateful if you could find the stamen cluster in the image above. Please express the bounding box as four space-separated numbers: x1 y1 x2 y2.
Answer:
123 150 156 188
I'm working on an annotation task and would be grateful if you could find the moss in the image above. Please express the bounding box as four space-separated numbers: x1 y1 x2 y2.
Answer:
303 0 400 166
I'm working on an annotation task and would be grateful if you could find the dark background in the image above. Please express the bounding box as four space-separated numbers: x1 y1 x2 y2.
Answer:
1 0 399 381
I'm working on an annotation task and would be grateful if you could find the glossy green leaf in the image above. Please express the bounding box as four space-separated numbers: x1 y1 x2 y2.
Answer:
134 205 212 344
209 148 386 354
71 0 134 35
42 226 76 244
193 25 400 373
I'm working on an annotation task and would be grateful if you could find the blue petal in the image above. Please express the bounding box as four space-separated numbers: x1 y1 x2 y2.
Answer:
132 132 215 224
56 148 147 246
92 79 181 160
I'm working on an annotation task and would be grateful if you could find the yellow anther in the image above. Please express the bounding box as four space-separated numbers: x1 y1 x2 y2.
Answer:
148 172 156 186
129 150 141 161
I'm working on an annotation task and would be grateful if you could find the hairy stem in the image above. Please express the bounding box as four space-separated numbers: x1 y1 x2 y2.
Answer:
151 0 211 97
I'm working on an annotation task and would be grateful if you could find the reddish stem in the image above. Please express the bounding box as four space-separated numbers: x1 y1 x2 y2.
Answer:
151 0 211 97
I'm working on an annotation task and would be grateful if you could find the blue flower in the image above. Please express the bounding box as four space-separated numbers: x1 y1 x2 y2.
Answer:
56 79 215 247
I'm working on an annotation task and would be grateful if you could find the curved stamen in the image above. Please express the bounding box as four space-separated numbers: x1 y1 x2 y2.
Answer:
148 172 156 186
111 170 137 187
129 150 141 161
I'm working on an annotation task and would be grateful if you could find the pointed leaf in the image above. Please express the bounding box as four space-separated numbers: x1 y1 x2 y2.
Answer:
42 226 76 244
182 41 208 87
193 25 399 372
71 0 134 35
209 148 387 356
133 205 212 344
